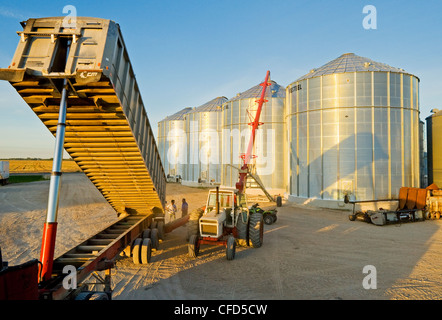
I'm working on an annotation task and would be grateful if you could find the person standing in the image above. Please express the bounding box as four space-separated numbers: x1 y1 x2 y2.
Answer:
167 199 178 221
181 198 188 218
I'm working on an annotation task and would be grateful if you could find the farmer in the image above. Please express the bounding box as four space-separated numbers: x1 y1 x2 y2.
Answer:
181 198 189 217
167 199 178 221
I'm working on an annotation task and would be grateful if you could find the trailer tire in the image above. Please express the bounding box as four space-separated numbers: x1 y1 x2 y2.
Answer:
226 235 236 260
349 214 356 221
89 292 109 300
75 292 93 300
132 238 142 264
150 228 159 250
142 229 151 239
188 234 200 258
235 211 249 247
141 238 152 264
248 213 264 248
157 221 165 240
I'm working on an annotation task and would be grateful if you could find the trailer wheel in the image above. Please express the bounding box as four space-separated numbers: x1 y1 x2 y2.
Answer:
349 214 356 221
142 229 151 239
248 213 264 248
132 238 142 264
89 292 109 300
188 234 200 258
150 228 159 250
157 221 165 240
226 235 236 260
141 238 152 264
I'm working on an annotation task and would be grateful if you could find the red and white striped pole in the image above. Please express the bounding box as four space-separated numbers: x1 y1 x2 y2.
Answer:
39 41 71 283
236 70 271 194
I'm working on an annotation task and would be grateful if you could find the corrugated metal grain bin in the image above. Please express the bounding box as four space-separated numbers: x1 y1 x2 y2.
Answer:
221 81 286 193
426 109 442 188
0 17 166 215
183 96 227 185
157 107 192 179
286 53 420 205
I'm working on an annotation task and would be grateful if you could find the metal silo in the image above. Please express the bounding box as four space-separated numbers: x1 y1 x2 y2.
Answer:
426 109 442 188
221 80 286 193
183 97 228 185
286 53 420 205
157 107 192 179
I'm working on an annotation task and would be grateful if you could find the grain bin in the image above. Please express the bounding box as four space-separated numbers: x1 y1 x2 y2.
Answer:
221 80 285 193
286 53 420 205
183 96 228 185
426 109 442 188
157 107 192 179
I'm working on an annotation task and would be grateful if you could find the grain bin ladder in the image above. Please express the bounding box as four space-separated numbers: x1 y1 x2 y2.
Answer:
0 17 166 299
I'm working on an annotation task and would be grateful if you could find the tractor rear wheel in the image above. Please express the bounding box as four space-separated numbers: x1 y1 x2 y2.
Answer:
188 234 200 258
248 213 264 248
226 235 236 260
235 211 249 247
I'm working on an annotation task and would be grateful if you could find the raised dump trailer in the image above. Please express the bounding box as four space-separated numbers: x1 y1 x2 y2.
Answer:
0 17 166 299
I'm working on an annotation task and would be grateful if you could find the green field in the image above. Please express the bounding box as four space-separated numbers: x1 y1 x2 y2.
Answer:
8 175 49 184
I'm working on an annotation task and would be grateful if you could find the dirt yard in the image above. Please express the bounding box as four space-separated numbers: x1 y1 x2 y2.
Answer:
0 173 441 300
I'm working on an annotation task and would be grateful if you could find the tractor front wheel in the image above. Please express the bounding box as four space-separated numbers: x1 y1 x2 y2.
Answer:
188 234 200 258
226 235 236 260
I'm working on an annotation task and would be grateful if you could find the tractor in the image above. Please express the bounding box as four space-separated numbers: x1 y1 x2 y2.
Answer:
188 186 264 260
187 70 276 260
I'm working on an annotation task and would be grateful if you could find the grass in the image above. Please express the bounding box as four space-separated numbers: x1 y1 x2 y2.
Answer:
8 175 49 184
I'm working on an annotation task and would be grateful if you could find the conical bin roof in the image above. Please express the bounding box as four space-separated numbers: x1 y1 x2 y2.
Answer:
295 53 415 82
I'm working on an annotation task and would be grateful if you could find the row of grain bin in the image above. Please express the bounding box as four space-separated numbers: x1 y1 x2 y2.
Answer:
157 82 286 193
158 53 424 207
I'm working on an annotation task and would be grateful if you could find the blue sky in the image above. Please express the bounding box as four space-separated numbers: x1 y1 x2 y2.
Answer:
0 0 441 158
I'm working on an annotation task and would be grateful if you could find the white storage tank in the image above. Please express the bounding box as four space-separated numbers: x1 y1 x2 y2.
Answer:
0 161 9 186
221 80 286 193
183 97 228 185
157 107 192 179
286 53 420 205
